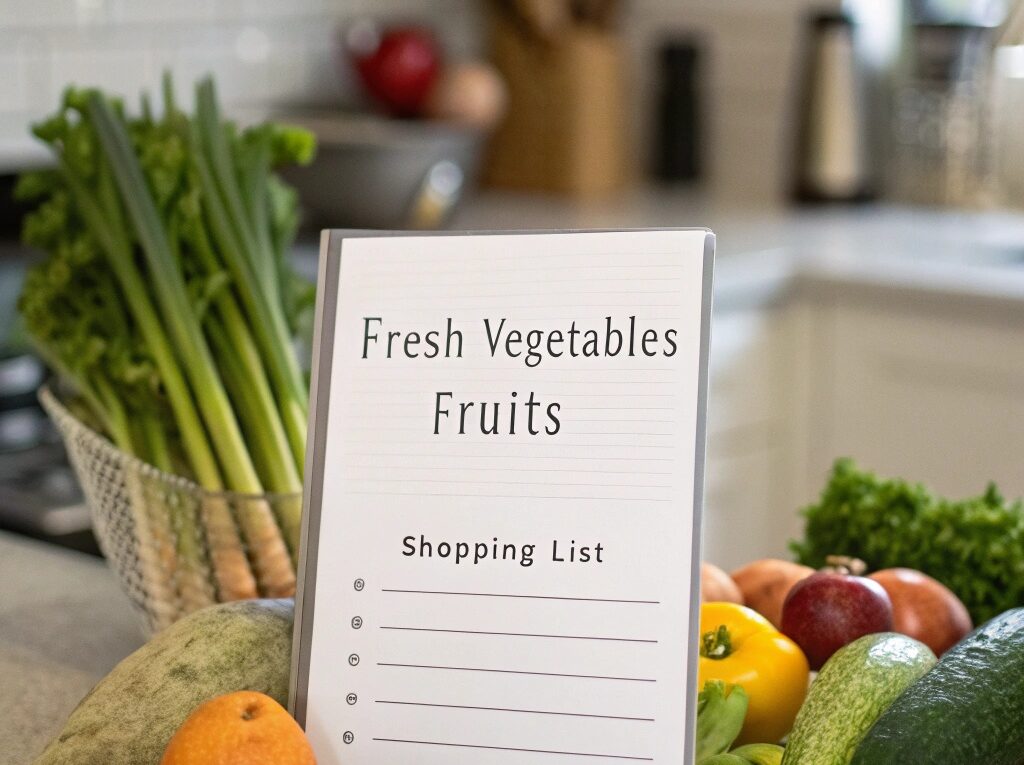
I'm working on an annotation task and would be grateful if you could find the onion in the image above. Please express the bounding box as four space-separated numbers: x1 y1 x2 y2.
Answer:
731 559 814 628
869 568 972 655
701 562 744 604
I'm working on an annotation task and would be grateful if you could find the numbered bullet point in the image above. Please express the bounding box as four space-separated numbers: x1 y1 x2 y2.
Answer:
346 693 358 705
348 653 360 666
343 731 354 744
353 578 365 591
351 616 363 629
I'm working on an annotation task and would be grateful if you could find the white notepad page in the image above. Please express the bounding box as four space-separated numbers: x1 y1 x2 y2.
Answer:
294 230 713 765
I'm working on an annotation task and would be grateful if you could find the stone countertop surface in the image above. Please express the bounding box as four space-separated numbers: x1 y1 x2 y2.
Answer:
0 532 143 765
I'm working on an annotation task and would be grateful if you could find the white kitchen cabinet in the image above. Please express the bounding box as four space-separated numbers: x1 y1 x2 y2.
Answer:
701 284 1024 570
813 301 1024 502
703 304 806 569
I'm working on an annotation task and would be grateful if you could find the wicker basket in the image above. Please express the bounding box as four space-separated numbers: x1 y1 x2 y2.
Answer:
41 386 301 634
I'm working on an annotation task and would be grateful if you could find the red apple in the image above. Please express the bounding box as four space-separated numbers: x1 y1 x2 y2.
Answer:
781 571 894 670
869 568 972 656
348 24 440 116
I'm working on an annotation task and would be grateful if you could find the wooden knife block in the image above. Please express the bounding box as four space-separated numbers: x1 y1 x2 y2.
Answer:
484 14 628 196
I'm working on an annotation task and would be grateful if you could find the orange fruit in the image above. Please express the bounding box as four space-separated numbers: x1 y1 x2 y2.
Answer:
161 691 316 765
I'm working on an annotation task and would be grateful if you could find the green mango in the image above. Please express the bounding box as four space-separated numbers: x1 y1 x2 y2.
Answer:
33 599 293 765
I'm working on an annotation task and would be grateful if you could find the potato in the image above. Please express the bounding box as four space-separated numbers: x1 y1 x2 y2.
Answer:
702 561 744 604
731 559 814 628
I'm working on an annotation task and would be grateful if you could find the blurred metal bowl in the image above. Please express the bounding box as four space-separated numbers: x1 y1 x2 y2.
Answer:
277 113 485 230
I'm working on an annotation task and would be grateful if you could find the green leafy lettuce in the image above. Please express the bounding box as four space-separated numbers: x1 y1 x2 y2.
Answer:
791 458 1024 624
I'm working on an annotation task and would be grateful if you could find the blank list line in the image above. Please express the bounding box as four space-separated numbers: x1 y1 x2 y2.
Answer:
375 699 654 722
350 491 671 502
372 738 654 761
377 662 656 683
344 453 674 462
358 480 672 489
379 626 657 643
382 588 659 604
347 466 672 475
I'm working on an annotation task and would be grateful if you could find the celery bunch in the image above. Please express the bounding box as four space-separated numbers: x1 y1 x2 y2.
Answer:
17 77 315 610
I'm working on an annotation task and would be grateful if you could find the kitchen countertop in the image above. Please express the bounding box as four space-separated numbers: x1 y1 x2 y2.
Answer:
0 532 142 765
7 191 1024 763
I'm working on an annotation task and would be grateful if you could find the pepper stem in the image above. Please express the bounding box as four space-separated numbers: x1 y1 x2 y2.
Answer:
700 625 733 659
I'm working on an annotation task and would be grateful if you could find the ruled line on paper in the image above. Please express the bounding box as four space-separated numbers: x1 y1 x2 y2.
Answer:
346 439 676 447
574 407 674 411
371 288 682 298
347 466 673 475
356 274 684 286
377 663 657 683
351 247 687 266
381 588 660 604
350 387 679 395
344 454 675 462
563 432 674 437
349 491 672 502
345 446 677 453
344 448 673 457
378 626 658 643
342 421 679 428
349 374 680 381
373 700 655 722
349 386 680 394
356 261 685 275
353 480 672 489
347 432 677 441
346 439 675 446
341 391 679 398
577 419 674 425
352 315 685 322
365 292 681 303
371 738 655 761
344 391 679 397
372 303 685 310
360 268 687 280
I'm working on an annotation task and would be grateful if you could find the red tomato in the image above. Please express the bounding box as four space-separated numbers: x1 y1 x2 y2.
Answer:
351 26 440 116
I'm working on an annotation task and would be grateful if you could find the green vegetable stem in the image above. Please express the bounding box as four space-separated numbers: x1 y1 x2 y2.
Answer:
696 680 749 762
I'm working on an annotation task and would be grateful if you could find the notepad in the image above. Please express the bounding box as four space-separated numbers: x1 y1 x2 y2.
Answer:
291 229 714 765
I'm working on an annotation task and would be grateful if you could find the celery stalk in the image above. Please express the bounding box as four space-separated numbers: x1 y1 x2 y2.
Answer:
88 93 263 494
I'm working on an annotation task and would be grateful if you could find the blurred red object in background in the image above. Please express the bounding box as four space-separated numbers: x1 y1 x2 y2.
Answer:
347 22 440 117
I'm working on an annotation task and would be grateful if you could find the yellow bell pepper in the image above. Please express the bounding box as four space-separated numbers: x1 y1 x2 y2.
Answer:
697 602 809 745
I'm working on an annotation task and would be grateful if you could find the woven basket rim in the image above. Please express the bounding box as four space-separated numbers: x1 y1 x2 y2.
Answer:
40 382 303 502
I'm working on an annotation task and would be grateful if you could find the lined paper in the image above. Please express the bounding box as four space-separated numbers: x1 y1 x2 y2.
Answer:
299 230 711 765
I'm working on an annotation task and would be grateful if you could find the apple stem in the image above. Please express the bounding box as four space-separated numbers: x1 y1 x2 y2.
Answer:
823 555 868 576
700 625 733 659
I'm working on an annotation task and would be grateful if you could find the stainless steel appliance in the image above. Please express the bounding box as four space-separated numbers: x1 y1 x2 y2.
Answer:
792 12 875 203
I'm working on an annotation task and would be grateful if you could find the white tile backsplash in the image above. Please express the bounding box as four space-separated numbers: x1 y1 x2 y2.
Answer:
0 0 484 168
0 0 837 204
624 0 837 203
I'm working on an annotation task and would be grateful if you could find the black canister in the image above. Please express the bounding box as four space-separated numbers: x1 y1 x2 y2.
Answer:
653 39 702 183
